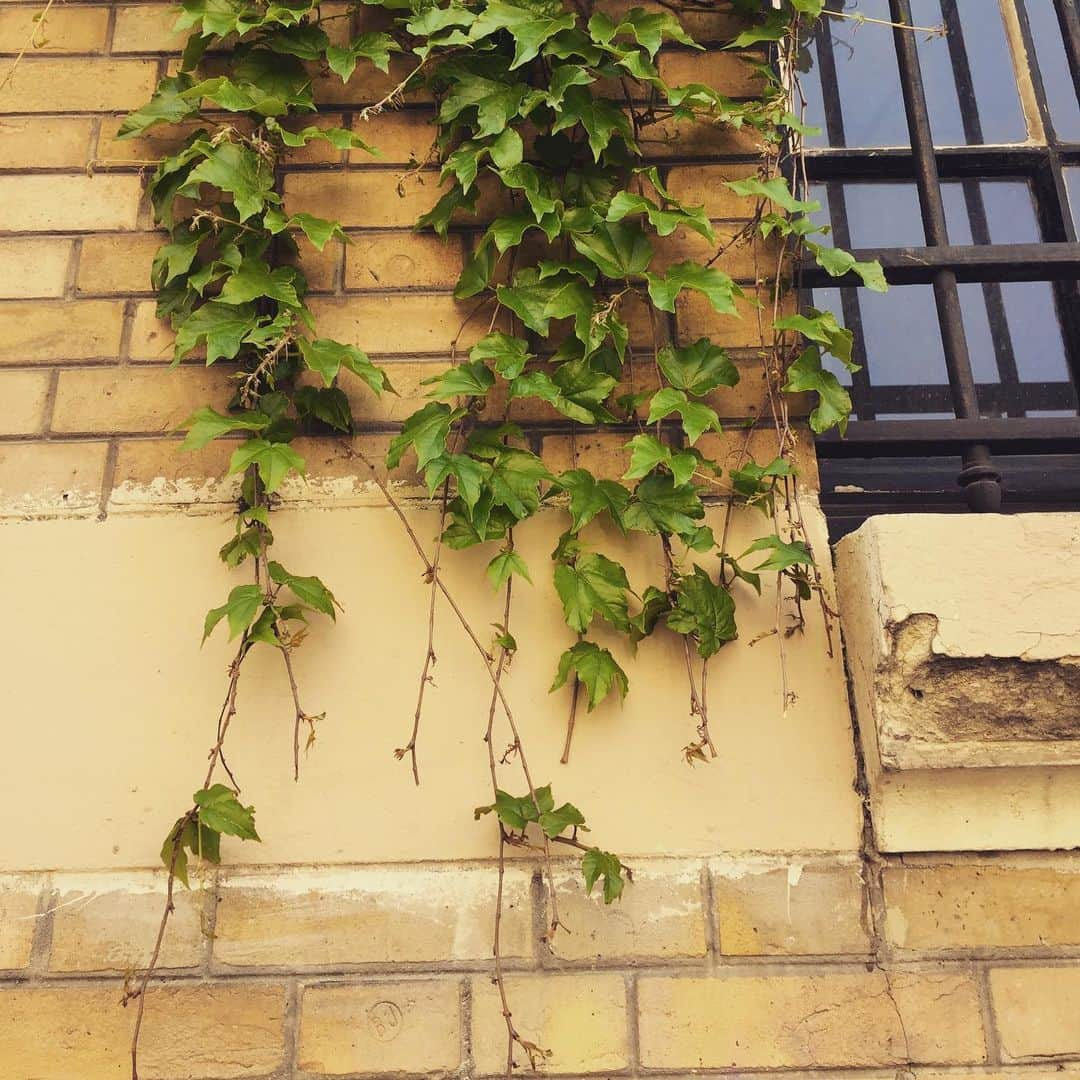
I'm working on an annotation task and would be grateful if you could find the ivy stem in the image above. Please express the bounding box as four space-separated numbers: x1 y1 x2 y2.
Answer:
559 632 583 765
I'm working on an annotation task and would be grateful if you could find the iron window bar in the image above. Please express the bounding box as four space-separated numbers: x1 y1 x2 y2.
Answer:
800 0 1080 515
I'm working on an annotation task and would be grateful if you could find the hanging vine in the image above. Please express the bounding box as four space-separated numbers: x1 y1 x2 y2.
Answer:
116 0 888 1074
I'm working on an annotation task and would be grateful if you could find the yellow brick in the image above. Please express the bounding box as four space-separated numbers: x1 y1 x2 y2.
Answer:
638 115 764 160
345 231 466 290
48 871 207 973
295 233 340 292
0 176 142 231
638 970 986 1069
0 440 107 516
78 233 161 295
354 108 440 164
548 860 705 961
299 979 461 1074
712 861 868 956
0 984 285 1079
314 54 436 108
281 111 350 165
540 431 633 483
0 369 51 434
0 58 157 111
52 365 229 433
214 866 531 968
676 288 793 348
285 169 506 228
0 5 110 53
667 163 762 219
130 301 178 360
651 224 766 283
695 426 820 491
0 300 125 363
990 966 1080 1060
884 860 1080 951
0 876 40 969
658 49 765 99
0 238 72 299
0 115 94 167
112 3 188 52
309 294 494 355
471 973 627 1075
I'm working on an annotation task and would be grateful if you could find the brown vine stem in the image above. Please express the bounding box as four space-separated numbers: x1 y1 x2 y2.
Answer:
128 635 251 1080
349 446 562 932
0 0 58 94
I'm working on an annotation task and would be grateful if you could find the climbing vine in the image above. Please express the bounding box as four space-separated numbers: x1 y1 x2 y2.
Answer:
117 0 888 1074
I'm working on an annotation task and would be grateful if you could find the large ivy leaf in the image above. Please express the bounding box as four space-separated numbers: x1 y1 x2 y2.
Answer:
774 309 854 367
423 452 490 510
611 6 698 56
486 548 532 590
782 345 853 434
268 560 338 619
646 387 721 444
806 240 888 292
193 784 260 840
551 85 636 161
217 258 301 308
386 402 459 470
469 0 577 68
622 434 698 486
487 447 552 519
424 360 495 400
725 175 819 215
497 271 594 342
325 32 397 79
550 641 629 711
582 848 625 903
606 190 714 242
203 583 263 642
657 338 739 396
666 565 736 658
227 438 306 493
439 75 528 138
556 468 629 533
299 338 390 395
742 534 815 572
646 261 742 315
180 407 269 450
119 74 198 137
624 473 704 537
470 332 533 379
173 301 256 364
554 551 631 633
181 140 277 221
572 221 653 279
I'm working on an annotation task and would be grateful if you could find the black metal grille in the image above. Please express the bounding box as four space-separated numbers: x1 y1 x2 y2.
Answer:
799 0 1080 530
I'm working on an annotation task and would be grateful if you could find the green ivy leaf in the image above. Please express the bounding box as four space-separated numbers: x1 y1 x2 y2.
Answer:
488 447 552 519
439 76 528 138
606 190 714 242
386 402 459 470
295 385 352 432
741 534 815 573
550 640 629 711
268 560 339 619
217 258 301 309
556 469 629 533
264 209 349 251
551 85 636 162
179 407 269 450
622 434 698 486
299 338 391 394
725 175 820 215
181 139 277 222
325 31 397 80
612 6 698 56
538 801 587 838
497 270 594 342
161 815 221 889
646 261 742 315
582 848 625 903
424 361 495 400
486 548 532 590
470 333 533 379
807 241 888 292
227 438 306 494
203 583 263 642
572 221 654 279
646 387 721 445
782 345 853 434
624 473 704 537
193 783 260 840
173 301 256 364
774 310 854 367
666 565 737 658
119 74 198 137
469 0 577 69
657 338 739 396
554 551 631 633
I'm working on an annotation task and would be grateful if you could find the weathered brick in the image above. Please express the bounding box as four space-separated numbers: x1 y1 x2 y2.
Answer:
0 440 107 516
0 984 285 1079
0 175 142 231
309 294 495 355
990 966 1080 1060
549 860 706 962
712 860 868 956
0 369 51 434
48 871 206 972
695 426 820 491
213 865 531 968
0 58 157 111
0 238 72 299
638 970 986 1069
78 233 161 295
299 979 461 1074
0 115 94 168
540 430 632 482
0 300 125 363
472 974 627 1075
52 366 229 433
0 876 40 970
658 49 765 99
111 3 188 53
109 436 239 510
0 5 110 53
667 163 762 219
345 231 466 290
884 860 1080 951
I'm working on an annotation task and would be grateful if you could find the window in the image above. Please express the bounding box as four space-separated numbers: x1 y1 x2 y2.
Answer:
798 0 1080 536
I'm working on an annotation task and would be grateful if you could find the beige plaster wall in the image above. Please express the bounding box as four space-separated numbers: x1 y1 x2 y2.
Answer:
0 499 861 871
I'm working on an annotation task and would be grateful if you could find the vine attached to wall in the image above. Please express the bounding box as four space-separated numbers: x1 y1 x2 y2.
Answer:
117 0 885 1074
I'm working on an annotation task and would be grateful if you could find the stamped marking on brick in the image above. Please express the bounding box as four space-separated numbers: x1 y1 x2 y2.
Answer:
368 1000 403 1042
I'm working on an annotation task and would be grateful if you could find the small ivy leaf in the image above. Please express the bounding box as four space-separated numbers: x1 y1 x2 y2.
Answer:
556 469 629 533
475 788 545 831
486 549 532 591
387 402 459 471
219 526 264 569
217 258 302 309
666 565 737 658
782 345 853 434
488 447 553 520
729 456 794 515
268 560 339 620
646 387 721 445
622 434 697 487
657 338 739 396
264 208 349 251
741 534 815 573
173 301 256 365
550 641 629 711
470 332 533 379
551 85 637 162
161 815 220 889
181 139 277 222
497 271 595 342
539 801 587 838
806 241 888 292
629 585 671 641
227 439 306 494
295 385 353 433
299 338 392 395
553 551 631 634
179 407 269 451
725 175 820 215
606 190 714 242
325 31 397 80
203 584 263 643
720 552 762 596
774 310 854 368
247 606 281 646
423 361 495 400
614 6 699 57
494 628 518 653
646 261 743 315
454 242 497 299
193 783 260 840
424 452 490 511
581 848 626 903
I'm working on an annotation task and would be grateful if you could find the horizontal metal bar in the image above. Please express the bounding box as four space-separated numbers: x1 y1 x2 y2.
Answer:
804 144 1080 180
815 416 1080 456
801 241 1080 286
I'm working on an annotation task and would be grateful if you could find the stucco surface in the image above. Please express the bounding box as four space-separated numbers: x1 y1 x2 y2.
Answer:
0 501 860 869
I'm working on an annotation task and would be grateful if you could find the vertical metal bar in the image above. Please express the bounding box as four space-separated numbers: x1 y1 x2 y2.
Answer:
942 0 1025 416
1053 0 1080 104
889 0 1001 510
